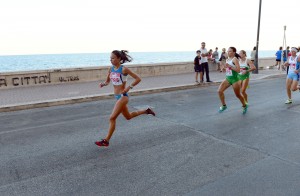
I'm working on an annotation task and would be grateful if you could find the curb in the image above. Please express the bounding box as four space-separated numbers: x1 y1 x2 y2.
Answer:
0 82 220 112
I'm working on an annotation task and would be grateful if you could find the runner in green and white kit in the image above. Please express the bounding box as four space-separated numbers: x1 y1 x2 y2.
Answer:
218 47 248 114
238 50 256 104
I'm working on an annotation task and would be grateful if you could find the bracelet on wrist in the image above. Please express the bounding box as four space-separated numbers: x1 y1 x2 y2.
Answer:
129 85 134 89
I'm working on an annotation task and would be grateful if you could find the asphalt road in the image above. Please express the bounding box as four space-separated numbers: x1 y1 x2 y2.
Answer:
1 75 300 196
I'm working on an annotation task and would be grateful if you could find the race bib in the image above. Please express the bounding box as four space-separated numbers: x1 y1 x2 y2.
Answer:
240 67 247 75
110 72 122 85
290 63 296 71
226 67 233 76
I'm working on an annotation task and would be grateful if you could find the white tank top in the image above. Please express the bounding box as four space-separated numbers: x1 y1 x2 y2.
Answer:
288 56 297 74
225 57 237 76
226 57 237 68
239 59 249 74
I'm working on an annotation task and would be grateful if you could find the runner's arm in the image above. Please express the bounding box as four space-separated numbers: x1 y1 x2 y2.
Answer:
99 67 111 88
123 66 141 92
247 59 256 72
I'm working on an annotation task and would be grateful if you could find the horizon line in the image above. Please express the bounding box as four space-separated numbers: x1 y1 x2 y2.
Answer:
0 49 277 57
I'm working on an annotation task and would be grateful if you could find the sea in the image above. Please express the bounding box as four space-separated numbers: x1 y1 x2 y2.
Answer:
0 50 276 73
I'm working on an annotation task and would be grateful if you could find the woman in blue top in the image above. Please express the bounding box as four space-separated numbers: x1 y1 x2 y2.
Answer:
95 50 155 147
274 46 283 70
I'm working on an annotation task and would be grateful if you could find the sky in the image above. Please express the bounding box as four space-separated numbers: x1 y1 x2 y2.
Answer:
0 0 299 55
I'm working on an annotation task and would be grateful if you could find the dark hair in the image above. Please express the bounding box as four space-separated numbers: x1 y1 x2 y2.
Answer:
228 47 240 59
279 46 283 50
196 50 201 53
229 46 236 53
111 50 132 64
235 53 241 59
253 46 256 50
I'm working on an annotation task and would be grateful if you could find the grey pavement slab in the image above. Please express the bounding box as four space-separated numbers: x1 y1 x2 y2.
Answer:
185 157 300 196
0 114 265 196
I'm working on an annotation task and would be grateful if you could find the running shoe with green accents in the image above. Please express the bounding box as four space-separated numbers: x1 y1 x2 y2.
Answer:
285 99 292 104
219 105 227 113
242 104 248 114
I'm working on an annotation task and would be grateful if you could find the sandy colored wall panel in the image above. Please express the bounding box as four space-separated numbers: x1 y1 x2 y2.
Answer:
0 58 274 89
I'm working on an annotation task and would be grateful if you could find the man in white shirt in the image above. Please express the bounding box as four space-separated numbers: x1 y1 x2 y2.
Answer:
200 42 212 82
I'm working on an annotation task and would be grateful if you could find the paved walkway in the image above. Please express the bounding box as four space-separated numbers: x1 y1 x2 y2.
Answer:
0 68 285 112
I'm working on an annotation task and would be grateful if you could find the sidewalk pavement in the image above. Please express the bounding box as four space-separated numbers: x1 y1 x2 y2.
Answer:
0 68 286 112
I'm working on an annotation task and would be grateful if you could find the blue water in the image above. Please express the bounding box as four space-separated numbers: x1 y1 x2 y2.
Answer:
0 51 276 72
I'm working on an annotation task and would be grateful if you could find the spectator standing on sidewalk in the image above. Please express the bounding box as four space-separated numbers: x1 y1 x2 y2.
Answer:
208 49 213 59
250 46 256 63
274 46 283 70
283 46 290 74
219 48 228 72
200 42 212 82
283 46 290 63
193 50 203 83
207 49 214 66
212 47 220 71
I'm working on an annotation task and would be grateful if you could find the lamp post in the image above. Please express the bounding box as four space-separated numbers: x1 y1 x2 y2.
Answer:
253 0 262 74
282 25 287 69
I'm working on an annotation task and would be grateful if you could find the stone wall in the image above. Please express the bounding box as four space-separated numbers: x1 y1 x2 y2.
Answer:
0 57 275 89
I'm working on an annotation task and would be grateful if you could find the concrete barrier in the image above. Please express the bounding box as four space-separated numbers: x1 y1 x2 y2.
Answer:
0 67 108 89
257 57 275 69
0 57 275 89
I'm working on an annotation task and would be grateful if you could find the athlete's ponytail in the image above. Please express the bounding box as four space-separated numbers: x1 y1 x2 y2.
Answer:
235 53 241 59
229 47 240 59
112 50 133 64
